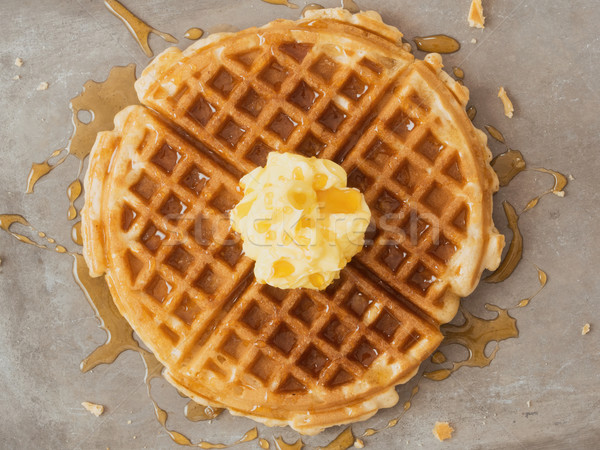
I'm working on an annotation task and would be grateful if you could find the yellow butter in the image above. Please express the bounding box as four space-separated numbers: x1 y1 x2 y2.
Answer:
230 152 371 290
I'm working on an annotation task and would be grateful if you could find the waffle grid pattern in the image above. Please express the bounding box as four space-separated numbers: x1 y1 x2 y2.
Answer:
87 13 498 427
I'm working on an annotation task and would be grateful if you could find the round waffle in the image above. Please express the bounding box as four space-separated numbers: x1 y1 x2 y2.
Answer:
82 8 503 435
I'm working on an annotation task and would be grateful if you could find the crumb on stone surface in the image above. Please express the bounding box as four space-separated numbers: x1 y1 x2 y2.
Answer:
82 401 104 417
354 438 365 448
471 38 477 44
13 75 20 80
36 81 49 91
433 421 454 441
498 86 514 118
568 174 575 181
527 400 532 408
127 420 132 424
15 57 23 67
468 0 485 28
582 323 591 335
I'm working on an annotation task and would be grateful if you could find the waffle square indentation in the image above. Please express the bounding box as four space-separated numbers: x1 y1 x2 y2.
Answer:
347 167 371 192
165 245 194 273
194 266 218 295
145 275 173 303
269 323 298 356
140 222 166 253
378 243 408 273
298 344 329 378
291 295 319 325
259 59 289 91
279 42 313 63
174 294 201 325
237 88 265 118
188 96 216 126
388 109 416 140
319 317 350 349
288 80 319 111
371 309 400 341
349 338 378 368
394 159 425 194
269 111 297 142
343 288 372 318
422 182 451 215
160 193 188 220
416 132 444 162
131 173 157 201
318 102 347 132
151 143 180 174
180 165 209 195
210 67 236 97
341 74 368 101
218 118 246 148
409 263 437 294
241 301 267 331
245 140 273 167
375 190 402 214
297 132 326 157
309 55 339 82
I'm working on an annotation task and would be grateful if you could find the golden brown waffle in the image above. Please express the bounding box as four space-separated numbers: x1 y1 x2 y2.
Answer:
82 8 503 435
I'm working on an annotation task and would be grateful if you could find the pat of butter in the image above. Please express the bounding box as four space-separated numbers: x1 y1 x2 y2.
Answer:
231 152 371 290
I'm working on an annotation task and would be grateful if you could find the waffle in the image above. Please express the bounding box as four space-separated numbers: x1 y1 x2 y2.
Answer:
82 8 503 435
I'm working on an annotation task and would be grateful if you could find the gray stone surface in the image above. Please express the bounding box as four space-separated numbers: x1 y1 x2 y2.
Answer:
0 0 598 449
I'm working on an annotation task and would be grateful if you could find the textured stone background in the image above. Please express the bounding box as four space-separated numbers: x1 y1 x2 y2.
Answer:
0 1 598 448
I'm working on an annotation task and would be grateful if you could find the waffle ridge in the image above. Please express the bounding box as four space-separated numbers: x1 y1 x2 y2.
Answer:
82 8 503 435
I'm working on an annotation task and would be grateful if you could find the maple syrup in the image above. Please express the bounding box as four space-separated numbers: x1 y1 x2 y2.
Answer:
485 124 505 143
184 400 223 421
453 67 464 79
301 3 324 17
262 0 299 9
424 304 519 381
71 221 83 246
413 35 460 54
467 105 477 121
184 27 204 40
491 149 526 186
341 0 361 13
523 168 568 212
104 0 177 57
26 64 139 196
274 437 304 450
67 179 82 220
486 201 522 283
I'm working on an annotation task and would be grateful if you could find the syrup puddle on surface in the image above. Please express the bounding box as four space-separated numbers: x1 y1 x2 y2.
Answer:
274 437 304 450
413 35 460 54
261 0 299 9
486 201 522 283
301 3 324 17
184 27 205 40
104 0 177 57
26 63 139 197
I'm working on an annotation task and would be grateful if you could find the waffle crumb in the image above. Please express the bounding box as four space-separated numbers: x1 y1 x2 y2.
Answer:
468 0 485 28
13 75 21 80
568 174 575 181
498 87 514 118
354 439 365 448
82 401 104 417
432 422 454 441
527 400 531 408
127 420 132 424
36 81 49 91
15 57 23 67
471 38 477 44
582 323 591 335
